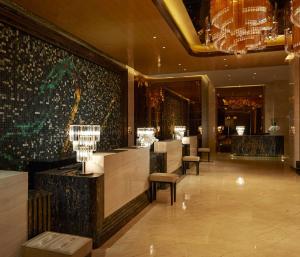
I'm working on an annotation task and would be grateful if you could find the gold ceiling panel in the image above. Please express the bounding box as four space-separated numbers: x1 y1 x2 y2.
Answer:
8 0 287 76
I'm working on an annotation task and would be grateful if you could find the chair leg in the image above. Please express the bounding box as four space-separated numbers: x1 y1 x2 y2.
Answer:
174 183 176 202
150 182 153 202
153 182 157 200
196 161 199 175
170 182 173 205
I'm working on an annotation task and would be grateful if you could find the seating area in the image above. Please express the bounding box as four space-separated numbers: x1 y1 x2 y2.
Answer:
149 173 179 205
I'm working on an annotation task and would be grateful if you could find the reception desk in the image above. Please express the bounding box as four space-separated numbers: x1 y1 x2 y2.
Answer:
154 140 182 173
34 147 150 247
86 147 149 217
182 136 198 156
0 171 28 257
231 135 284 157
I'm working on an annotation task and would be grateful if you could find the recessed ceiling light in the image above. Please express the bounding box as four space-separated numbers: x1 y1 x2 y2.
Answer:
224 58 227 61
253 72 257 75
178 63 182 66
153 36 157 39
162 46 166 49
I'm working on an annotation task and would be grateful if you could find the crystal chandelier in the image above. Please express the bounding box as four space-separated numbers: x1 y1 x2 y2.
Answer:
69 125 101 174
288 0 300 56
291 0 300 28
210 0 273 55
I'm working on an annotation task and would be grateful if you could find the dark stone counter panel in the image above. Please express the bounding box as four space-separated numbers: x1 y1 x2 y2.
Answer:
34 167 104 243
231 135 284 157
150 152 167 173
33 163 150 248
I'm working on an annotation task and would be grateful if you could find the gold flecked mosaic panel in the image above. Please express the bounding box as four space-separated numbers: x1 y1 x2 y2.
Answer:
0 22 123 170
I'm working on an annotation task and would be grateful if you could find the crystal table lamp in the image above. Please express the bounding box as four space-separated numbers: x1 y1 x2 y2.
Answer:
236 126 245 136
137 128 158 147
174 126 186 141
69 125 100 175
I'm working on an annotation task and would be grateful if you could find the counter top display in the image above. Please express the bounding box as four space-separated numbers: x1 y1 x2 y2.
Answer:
231 135 284 157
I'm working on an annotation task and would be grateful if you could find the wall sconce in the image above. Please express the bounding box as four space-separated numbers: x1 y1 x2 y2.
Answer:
137 128 158 147
69 125 100 175
128 126 133 135
236 126 245 136
174 126 186 140
198 126 203 135
217 126 224 134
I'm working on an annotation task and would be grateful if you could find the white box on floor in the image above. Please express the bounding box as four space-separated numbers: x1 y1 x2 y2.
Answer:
21 232 92 257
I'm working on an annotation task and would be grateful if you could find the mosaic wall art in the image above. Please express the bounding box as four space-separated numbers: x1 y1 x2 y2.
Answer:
0 22 124 170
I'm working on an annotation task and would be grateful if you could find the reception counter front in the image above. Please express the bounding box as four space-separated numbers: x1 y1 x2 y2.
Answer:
34 147 150 247
86 147 149 218
154 140 182 173
231 135 284 157
0 171 28 257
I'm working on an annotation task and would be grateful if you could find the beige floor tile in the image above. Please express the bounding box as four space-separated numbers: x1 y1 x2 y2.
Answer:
93 155 300 257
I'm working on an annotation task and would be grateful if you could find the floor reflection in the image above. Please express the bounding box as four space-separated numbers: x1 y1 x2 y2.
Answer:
93 154 300 257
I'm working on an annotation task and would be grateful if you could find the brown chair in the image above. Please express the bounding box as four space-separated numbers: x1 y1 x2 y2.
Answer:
149 173 179 205
198 148 211 162
182 156 200 175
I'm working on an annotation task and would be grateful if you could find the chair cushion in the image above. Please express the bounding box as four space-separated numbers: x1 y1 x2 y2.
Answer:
198 148 210 152
149 173 179 183
182 156 200 162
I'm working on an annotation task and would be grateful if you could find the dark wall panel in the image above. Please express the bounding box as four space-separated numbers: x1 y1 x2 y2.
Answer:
161 90 189 139
0 21 125 170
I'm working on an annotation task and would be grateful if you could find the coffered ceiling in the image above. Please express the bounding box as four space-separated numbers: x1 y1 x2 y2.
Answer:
7 0 289 79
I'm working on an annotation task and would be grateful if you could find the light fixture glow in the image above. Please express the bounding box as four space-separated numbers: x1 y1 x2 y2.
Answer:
174 126 186 140
236 126 245 136
137 128 158 147
236 176 245 186
69 125 100 175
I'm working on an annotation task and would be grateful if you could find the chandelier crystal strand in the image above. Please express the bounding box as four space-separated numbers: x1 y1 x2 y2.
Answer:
291 0 300 28
293 25 300 54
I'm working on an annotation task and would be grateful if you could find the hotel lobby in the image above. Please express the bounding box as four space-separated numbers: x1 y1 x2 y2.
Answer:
1 0 300 256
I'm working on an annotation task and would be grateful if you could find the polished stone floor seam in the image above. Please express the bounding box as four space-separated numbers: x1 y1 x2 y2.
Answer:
93 156 300 257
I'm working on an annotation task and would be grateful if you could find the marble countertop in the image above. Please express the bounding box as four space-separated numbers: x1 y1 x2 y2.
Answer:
0 170 25 179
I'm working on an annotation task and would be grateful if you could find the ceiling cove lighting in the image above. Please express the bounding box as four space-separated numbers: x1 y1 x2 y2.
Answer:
210 0 274 55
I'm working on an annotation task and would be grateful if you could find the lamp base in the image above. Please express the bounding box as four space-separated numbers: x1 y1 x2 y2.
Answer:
78 161 97 176
78 173 95 176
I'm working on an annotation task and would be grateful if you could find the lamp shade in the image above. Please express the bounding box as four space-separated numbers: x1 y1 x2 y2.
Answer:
69 125 100 163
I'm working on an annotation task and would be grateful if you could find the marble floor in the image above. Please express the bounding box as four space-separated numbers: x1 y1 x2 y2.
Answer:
93 155 300 257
